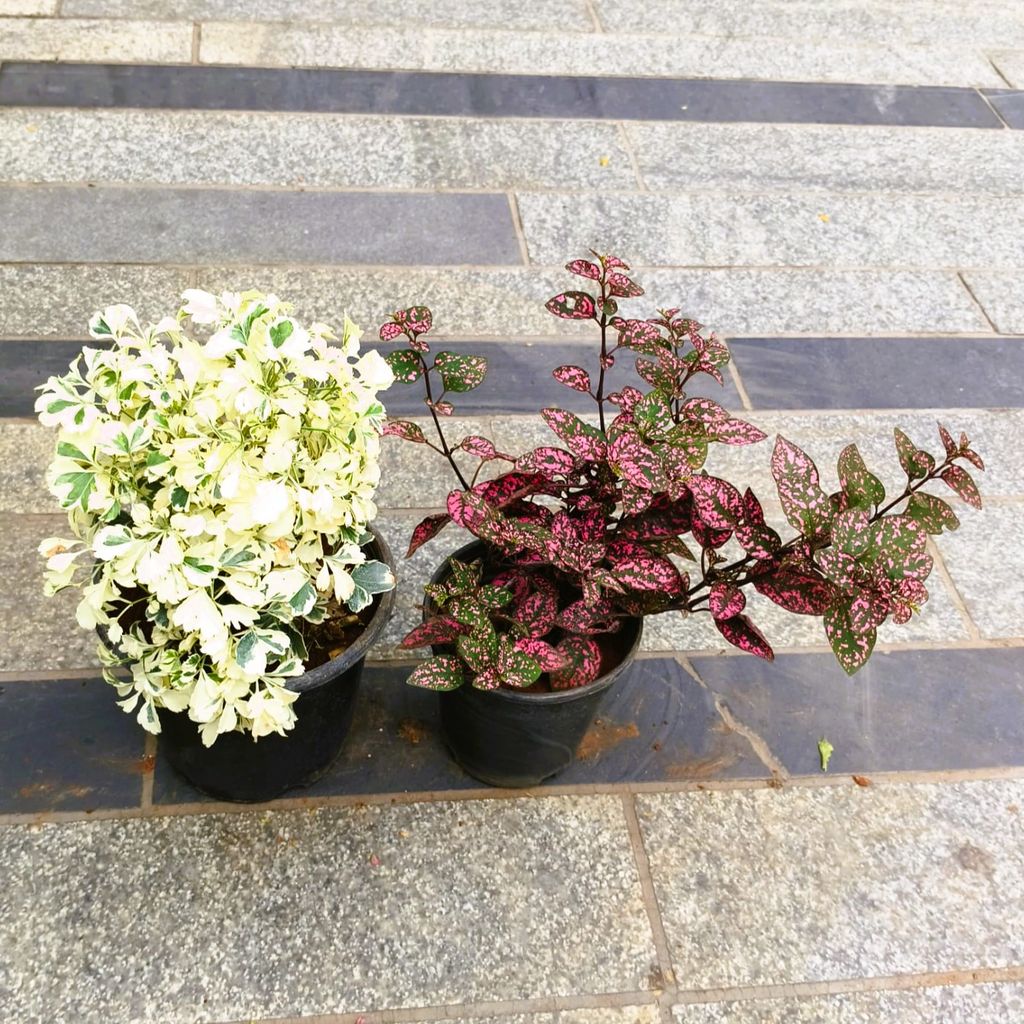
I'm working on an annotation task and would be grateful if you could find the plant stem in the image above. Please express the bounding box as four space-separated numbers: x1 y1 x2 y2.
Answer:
420 354 470 489
595 275 610 434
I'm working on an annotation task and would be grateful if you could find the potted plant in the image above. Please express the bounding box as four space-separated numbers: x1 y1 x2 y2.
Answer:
36 290 397 802
380 254 985 788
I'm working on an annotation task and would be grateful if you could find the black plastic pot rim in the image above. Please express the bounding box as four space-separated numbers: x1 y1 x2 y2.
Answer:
425 538 643 705
285 525 396 693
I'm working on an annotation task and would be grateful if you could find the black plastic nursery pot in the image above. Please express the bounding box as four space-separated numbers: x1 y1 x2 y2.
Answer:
426 540 643 789
104 529 395 804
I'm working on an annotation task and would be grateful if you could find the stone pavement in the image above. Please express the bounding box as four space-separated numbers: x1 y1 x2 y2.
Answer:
2 1 1024 1021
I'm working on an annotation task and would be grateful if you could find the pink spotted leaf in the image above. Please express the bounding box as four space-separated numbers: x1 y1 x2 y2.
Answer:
565 259 601 280
434 350 487 392
545 291 597 320
541 408 608 461
687 474 744 530
384 350 423 383
714 615 774 661
754 570 834 616
407 656 464 691
824 602 876 676
709 582 745 620
550 636 602 689
771 436 833 536
940 465 982 509
406 513 451 557
553 365 592 393
383 420 426 443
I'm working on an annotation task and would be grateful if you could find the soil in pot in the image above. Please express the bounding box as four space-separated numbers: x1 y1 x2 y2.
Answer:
427 540 643 788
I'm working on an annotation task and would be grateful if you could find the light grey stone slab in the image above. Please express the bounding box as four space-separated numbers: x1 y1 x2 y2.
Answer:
0 0 57 13
939 503 1024 641
0 420 57 515
0 187 521 266
639 779 1024 989
627 122 1024 196
0 264 189 339
991 51 1024 88
0 17 191 62
675 982 1024 1022
0 514 100 674
960 271 1024 334
491 409 1024 501
597 0 1024 52
0 796 655 1022
0 265 985 339
198 23 1003 88
63 0 593 31
517 192 1024 270
0 110 636 191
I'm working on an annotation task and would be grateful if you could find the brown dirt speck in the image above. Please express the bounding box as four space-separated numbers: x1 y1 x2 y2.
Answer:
398 719 428 746
577 719 640 760
852 774 872 787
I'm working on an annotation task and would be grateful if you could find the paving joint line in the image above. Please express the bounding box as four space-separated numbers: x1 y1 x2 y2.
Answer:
4 766 1024 829
620 793 679 1024
582 0 604 33
977 86 1012 128
139 731 156 810
505 192 531 266
615 121 647 191
191 23 201 65
985 58 1015 90
957 270 1003 332
726 358 754 411
205 988 658 1024
928 538 982 641
673 963 1024 1005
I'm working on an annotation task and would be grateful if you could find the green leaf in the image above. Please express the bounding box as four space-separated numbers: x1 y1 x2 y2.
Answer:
350 560 394 595
407 655 464 691
446 558 481 595
54 470 95 508
497 635 542 688
837 444 885 510
906 492 960 535
384 350 423 384
818 737 834 772
824 602 876 675
894 428 933 481
56 441 89 462
170 486 188 510
235 631 260 671
269 319 294 348
434 350 488 392
46 399 76 415
289 581 317 615
457 623 498 672
145 451 170 467
221 548 255 567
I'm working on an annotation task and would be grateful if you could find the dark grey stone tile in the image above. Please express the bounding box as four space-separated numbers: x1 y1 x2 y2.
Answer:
154 657 767 804
691 648 1024 776
729 336 1024 410
985 89 1024 129
0 338 738 418
0 187 520 266
0 677 147 813
378 341 742 416
0 62 1004 128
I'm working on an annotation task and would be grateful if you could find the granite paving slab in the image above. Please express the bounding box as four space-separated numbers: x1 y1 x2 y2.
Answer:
0 338 739 418
728 337 1024 410
0 109 636 190
991 52 1024 89
0 0 57 12
628 121 1024 196
0 796 656 1022
198 23 1004 88
61 0 594 31
0 513 100 674
0 677 147 814
0 17 192 63
597 0 1024 51
638 779 1024 989
938 503 1024 641
960 271 1024 334
0 63 1003 128
0 187 521 266
517 192 1024 269
0 421 61 514
0 264 189 340
691 648 1024 776
674 982 1024 1023
490 409 1024 500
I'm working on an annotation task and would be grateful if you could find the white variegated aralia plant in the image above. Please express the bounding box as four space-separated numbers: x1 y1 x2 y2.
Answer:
35 289 396 746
